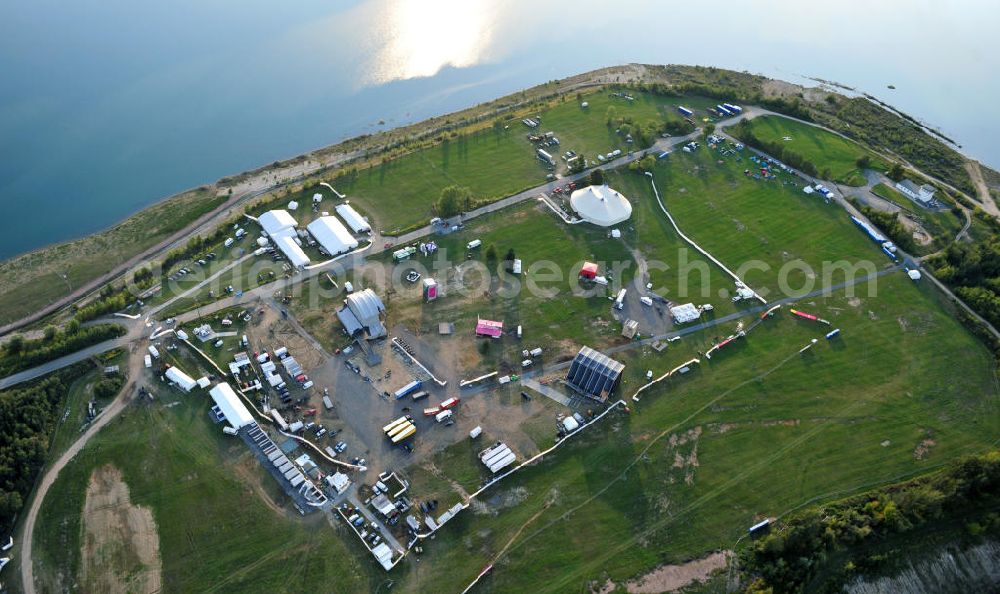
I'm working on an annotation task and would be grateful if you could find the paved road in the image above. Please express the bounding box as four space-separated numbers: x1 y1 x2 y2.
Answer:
0 336 132 390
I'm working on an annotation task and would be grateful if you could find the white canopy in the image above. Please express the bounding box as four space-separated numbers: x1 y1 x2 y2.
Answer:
258 210 298 239
307 216 359 256
165 366 197 392
335 203 371 233
570 185 633 227
274 235 311 268
209 383 255 429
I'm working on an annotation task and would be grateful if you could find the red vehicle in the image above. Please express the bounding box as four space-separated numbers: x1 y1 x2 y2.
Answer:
568 181 577 190
440 397 460 410
303 408 317 416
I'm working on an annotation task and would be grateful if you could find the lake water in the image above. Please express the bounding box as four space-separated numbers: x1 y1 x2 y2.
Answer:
1 0 997 260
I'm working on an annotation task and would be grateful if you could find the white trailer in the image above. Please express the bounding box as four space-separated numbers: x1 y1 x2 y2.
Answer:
614 288 627 310
488 451 517 473
270 410 288 431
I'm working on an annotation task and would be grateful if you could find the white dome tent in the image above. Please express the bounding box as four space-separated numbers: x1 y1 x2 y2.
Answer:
569 184 632 227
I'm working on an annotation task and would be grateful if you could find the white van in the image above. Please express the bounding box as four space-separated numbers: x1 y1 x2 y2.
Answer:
640 296 653 306
467 239 482 250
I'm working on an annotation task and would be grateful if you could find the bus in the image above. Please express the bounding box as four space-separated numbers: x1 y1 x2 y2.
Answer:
382 416 410 435
391 424 417 443
387 421 414 440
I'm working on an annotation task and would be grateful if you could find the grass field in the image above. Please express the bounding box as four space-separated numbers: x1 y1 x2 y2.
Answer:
745 115 884 186
331 127 549 234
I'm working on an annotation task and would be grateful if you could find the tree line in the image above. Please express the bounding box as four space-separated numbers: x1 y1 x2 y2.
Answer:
741 450 1000 593
0 364 93 534
730 120 820 177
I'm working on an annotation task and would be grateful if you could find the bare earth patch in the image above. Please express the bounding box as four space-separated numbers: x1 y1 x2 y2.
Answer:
914 438 937 460
625 551 732 593
81 465 162 594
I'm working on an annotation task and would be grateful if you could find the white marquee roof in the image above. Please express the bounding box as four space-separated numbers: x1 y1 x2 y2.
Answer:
259 210 298 239
274 235 311 268
307 216 359 256
570 185 632 227
210 383 255 429
335 203 371 233
165 365 197 392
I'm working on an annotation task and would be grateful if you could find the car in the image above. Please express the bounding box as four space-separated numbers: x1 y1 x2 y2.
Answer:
352 516 365 527
335 441 348 453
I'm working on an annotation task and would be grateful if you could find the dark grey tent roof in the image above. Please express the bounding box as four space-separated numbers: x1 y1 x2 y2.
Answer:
565 346 624 400
337 288 386 339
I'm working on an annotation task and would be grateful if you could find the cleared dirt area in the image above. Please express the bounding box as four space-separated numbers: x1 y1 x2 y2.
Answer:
624 550 732 593
81 465 162 594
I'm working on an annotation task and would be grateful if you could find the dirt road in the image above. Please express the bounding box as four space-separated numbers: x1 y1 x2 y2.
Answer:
18 356 140 594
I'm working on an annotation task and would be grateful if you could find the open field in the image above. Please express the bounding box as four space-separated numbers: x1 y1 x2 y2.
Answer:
330 128 548 235
744 115 885 186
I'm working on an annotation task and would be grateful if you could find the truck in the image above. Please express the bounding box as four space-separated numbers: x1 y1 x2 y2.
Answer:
677 106 693 117
640 296 653 306
537 148 555 165
411 390 429 401
144 354 152 368
435 409 453 423
440 397 460 410
393 380 422 399
147 345 160 359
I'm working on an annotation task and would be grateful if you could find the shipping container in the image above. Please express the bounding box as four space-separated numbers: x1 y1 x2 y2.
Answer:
394 380 423 399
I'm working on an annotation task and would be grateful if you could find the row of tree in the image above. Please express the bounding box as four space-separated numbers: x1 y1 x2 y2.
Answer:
741 451 1000 593
0 324 125 376
730 120 820 178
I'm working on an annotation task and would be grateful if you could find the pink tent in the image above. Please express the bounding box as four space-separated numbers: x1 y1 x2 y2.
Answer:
475 317 503 338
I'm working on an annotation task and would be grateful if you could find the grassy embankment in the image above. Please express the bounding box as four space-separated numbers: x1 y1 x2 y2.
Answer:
0 187 225 327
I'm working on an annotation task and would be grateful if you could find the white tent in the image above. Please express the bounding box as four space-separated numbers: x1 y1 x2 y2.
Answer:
335 203 371 233
209 383 255 429
274 235 311 268
165 366 197 392
258 210 298 238
669 303 702 324
570 185 633 227
307 216 359 256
